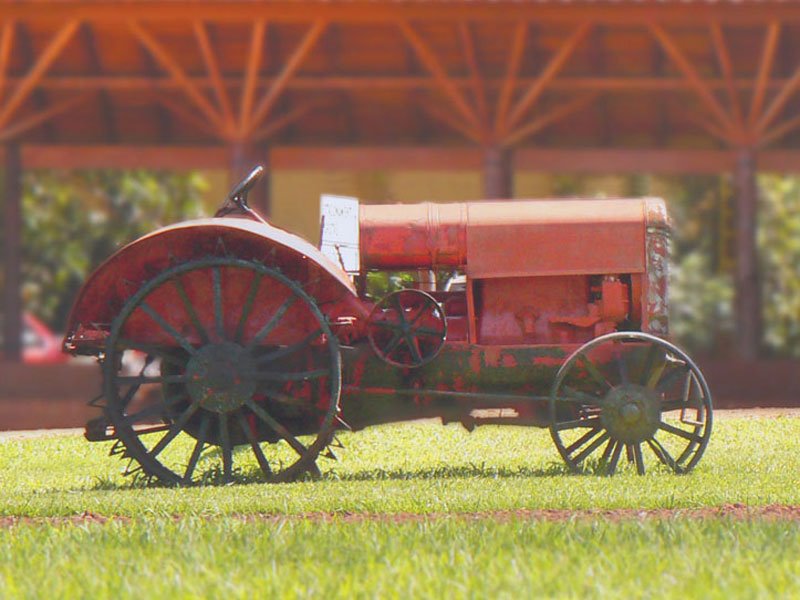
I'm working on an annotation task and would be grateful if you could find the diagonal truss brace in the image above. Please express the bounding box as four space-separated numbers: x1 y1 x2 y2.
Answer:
0 19 83 132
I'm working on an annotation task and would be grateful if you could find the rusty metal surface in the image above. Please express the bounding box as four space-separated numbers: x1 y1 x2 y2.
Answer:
63 185 707 482
360 198 649 277
339 343 570 430
466 199 646 278
359 202 467 269
475 275 596 345
643 198 671 335
64 218 359 353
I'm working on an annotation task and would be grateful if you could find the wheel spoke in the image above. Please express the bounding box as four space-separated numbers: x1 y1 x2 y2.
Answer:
572 431 610 465
607 441 623 474
255 368 329 383
258 387 325 412
116 374 188 386
659 421 703 444
236 410 272 477
682 371 697 403
139 302 197 356
219 414 233 481
245 399 307 457
407 304 434 327
172 277 209 345
254 328 323 366
565 427 602 455
124 392 187 424
183 413 211 483
613 341 629 384
578 354 612 390
631 443 645 475
381 330 405 358
234 271 264 343
599 439 617 466
638 344 663 387
212 267 225 340
647 437 683 473
119 383 142 410
415 326 445 337
149 399 201 457
405 334 423 363
116 355 155 409
656 363 689 394
554 416 602 431
249 295 297 348
391 293 408 325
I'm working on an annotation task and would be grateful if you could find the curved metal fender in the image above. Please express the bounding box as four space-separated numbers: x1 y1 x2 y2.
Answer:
63 217 360 354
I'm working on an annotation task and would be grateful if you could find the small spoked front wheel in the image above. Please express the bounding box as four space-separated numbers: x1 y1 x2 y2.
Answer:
102 257 341 485
550 332 712 475
367 289 446 368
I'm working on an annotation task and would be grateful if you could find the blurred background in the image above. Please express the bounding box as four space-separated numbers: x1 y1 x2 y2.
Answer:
2 2 800 423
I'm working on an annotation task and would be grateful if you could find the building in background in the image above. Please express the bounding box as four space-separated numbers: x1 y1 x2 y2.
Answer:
4 0 800 359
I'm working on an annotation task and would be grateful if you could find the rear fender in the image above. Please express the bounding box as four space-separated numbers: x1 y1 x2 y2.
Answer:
64 218 362 354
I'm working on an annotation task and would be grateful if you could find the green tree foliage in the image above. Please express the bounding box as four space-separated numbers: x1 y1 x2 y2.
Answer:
759 174 800 357
3 168 799 356
14 170 208 330
669 251 735 354
648 175 737 355
626 173 800 357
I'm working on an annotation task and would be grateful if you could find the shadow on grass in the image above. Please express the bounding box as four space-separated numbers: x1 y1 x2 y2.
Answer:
81 460 582 492
317 462 575 482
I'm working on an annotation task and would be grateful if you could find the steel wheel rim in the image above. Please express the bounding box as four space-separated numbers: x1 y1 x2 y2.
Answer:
549 332 713 475
102 257 341 485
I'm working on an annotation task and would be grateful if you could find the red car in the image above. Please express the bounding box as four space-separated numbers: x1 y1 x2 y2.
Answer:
0 313 69 364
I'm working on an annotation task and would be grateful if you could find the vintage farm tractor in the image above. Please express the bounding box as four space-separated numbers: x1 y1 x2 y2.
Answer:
64 167 712 484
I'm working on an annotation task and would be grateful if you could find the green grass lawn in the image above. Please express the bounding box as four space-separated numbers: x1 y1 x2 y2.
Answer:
1 417 800 517
1 417 800 598
1 518 799 598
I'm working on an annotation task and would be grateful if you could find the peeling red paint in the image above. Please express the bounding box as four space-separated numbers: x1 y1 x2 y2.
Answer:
501 353 518 368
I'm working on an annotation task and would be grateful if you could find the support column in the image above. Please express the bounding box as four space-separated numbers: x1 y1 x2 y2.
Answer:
2 144 22 361
482 145 513 199
734 147 761 359
229 142 271 218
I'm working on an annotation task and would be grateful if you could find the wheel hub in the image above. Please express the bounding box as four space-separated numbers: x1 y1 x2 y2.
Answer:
186 342 257 413
600 384 661 444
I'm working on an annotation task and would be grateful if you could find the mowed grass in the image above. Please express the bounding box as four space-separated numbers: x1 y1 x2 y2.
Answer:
1 417 800 598
1 417 800 517
1 518 800 598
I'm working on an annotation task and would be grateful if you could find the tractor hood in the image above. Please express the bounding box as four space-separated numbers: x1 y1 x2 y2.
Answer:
360 197 667 276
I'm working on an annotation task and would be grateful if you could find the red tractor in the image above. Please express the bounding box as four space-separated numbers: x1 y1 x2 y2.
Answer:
64 167 711 484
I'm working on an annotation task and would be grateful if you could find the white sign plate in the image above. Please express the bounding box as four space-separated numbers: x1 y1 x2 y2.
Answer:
320 194 360 273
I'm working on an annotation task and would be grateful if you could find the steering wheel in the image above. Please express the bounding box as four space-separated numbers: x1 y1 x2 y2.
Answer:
215 166 266 223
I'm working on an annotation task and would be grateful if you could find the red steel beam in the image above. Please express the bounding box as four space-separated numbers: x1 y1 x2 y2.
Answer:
3 3 800 25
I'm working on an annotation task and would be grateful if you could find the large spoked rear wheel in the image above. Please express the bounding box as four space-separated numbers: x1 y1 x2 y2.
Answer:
102 257 341 485
550 332 712 475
